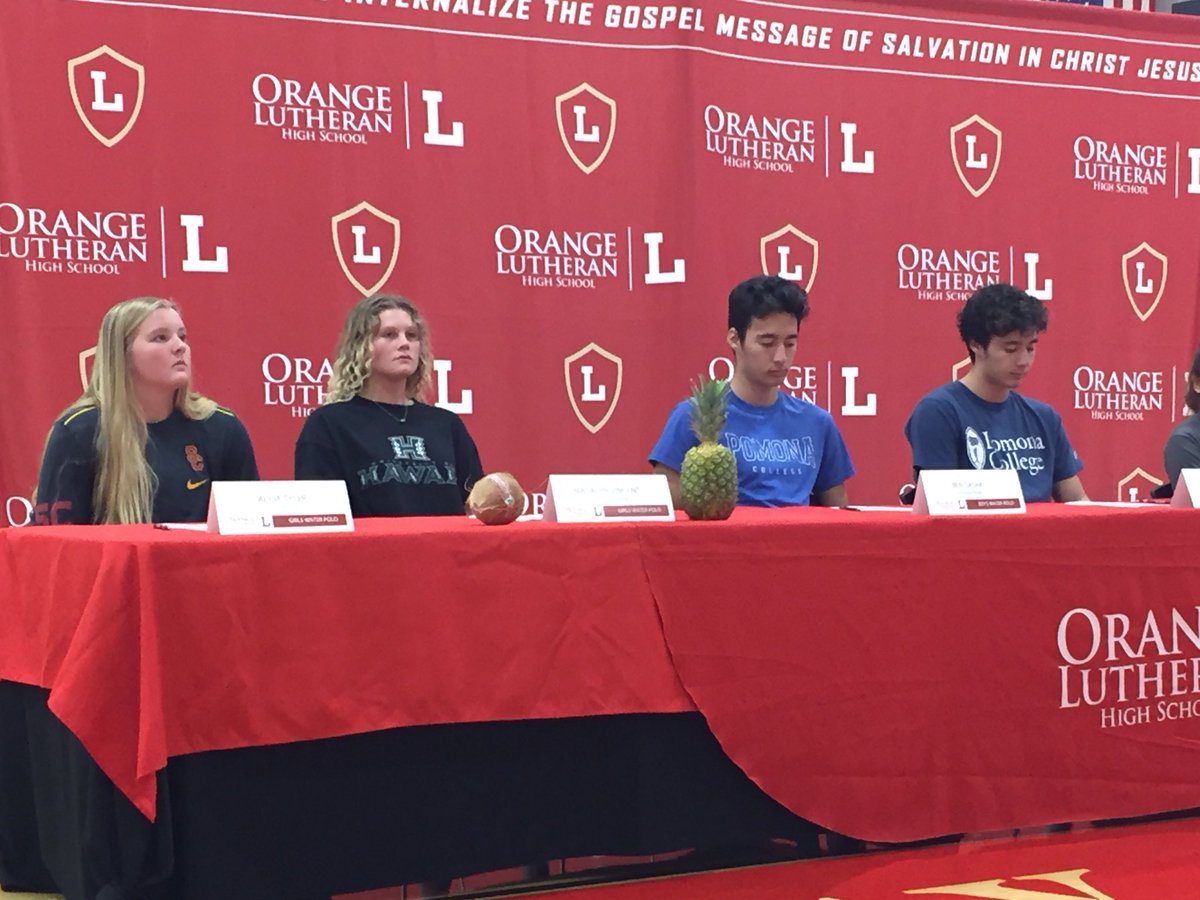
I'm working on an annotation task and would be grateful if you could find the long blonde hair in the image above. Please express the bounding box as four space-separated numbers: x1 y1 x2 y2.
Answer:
324 293 434 403
39 297 216 524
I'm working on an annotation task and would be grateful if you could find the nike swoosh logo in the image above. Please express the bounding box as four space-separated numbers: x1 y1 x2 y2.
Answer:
187 479 209 491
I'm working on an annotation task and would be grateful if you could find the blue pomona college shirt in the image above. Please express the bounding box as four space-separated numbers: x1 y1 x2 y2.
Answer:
904 381 1082 502
649 390 855 507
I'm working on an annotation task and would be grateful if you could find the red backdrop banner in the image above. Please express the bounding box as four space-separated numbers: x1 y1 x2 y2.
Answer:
2 0 1199 513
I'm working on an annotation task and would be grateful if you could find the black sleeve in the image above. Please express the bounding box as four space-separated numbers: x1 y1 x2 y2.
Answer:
34 423 96 525
452 415 484 502
294 414 342 481
1165 429 1200 487
223 414 260 481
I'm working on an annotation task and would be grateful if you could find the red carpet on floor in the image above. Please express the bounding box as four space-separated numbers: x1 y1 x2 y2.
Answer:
532 817 1200 899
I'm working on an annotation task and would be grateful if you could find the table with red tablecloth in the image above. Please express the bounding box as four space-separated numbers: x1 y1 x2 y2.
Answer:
3 506 1200 897
0 516 696 821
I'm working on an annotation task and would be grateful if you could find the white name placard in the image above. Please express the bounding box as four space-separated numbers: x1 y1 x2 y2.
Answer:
1172 469 1200 508
912 469 1026 516
543 474 675 523
206 480 355 535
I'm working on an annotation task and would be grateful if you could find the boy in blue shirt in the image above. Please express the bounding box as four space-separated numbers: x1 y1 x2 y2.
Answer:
649 275 854 507
904 283 1086 503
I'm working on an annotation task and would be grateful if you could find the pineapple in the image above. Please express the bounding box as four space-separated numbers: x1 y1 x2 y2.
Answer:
679 377 738 520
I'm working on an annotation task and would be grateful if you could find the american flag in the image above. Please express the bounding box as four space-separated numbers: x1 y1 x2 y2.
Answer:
1035 0 1154 9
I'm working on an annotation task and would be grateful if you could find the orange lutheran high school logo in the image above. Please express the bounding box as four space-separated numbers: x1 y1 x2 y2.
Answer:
1117 466 1162 503
905 866 1116 899
67 46 145 148
555 82 616 175
1121 241 1167 322
564 342 622 434
950 114 1002 198
759 224 818 292
331 201 400 297
78 346 96 390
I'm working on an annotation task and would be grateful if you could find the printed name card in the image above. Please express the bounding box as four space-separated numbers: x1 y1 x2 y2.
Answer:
206 480 355 535
1171 469 1200 508
543 474 675 523
912 469 1026 516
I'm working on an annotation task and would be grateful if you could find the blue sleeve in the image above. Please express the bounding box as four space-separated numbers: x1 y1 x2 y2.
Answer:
648 401 695 473
452 415 484 502
34 423 95 525
222 414 260 481
294 412 340 480
1165 428 1200 486
1048 411 1083 482
813 418 855 493
904 396 961 474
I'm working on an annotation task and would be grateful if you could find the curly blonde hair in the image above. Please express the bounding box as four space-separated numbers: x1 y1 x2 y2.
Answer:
324 294 434 403
38 297 217 524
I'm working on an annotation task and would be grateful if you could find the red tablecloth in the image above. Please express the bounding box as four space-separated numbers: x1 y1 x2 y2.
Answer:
4 506 1200 840
640 504 1200 841
0 517 694 820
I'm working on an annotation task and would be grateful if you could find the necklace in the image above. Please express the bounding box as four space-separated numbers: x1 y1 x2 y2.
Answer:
370 398 413 425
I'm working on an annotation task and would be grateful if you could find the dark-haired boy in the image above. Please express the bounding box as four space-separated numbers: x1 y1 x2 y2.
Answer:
1163 348 1200 489
904 283 1086 502
649 275 854 507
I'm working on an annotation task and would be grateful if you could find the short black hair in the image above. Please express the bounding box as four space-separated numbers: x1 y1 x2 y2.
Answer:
728 275 809 342
1186 347 1200 414
957 283 1047 361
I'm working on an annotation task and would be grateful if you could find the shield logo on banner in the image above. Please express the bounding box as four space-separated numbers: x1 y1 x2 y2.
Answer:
949 114 1001 198
555 83 617 175
1121 241 1167 322
331 201 401 297
67 46 145 148
1117 467 1163 503
78 346 96 390
564 342 622 434
759 224 819 292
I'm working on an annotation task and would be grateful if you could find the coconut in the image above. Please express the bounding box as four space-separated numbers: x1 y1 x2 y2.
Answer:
467 472 526 525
